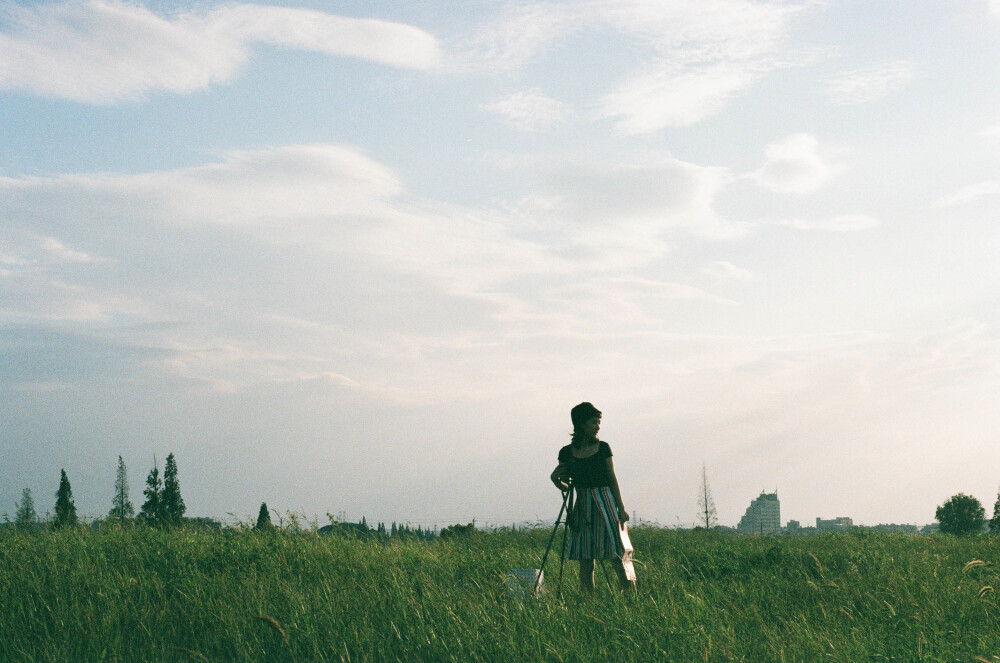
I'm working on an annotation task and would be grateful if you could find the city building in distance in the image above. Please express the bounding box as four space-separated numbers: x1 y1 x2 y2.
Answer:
737 491 780 534
816 517 853 532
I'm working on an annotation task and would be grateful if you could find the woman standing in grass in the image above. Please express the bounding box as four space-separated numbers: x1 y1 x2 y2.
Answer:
550 402 636 592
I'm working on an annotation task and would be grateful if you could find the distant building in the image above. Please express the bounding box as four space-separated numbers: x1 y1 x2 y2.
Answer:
737 492 780 534
816 517 853 532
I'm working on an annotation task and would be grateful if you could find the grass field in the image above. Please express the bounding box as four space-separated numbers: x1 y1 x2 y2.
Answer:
4 524 1000 662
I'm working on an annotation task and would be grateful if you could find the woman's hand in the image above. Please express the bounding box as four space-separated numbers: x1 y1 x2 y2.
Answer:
550 464 570 491
617 505 629 525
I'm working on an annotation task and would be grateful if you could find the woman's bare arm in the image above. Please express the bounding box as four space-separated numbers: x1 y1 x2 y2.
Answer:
550 463 570 490
605 457 628 525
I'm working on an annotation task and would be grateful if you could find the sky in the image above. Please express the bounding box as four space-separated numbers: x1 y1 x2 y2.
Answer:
2 0 1000 529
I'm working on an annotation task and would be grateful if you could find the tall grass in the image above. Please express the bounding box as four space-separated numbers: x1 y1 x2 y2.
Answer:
3 524 1000 661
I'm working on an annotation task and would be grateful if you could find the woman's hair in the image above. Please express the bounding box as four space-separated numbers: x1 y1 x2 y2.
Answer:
570 427 596 447
570 402 601 447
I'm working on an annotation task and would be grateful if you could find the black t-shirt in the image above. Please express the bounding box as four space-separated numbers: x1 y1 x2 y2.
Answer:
557 441 613 488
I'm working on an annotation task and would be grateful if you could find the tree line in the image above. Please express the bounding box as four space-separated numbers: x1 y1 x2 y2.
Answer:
9 454 186 530
7 457 439 539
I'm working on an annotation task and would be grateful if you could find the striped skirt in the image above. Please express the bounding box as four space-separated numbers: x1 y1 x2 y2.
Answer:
567 486 625 561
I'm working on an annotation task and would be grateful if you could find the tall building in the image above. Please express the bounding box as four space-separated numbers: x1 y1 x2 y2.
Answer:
737 491 780 534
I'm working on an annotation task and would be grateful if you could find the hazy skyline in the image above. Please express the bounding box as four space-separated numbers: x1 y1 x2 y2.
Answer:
3 0 1000 529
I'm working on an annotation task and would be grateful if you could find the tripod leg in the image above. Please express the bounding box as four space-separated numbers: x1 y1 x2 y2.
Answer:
535 488 570 593
557 506 569 597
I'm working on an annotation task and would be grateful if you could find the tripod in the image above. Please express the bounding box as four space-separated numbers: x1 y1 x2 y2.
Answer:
535 483 571 595
536 483 618 595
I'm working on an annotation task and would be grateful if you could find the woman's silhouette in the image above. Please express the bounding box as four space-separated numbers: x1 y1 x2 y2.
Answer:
550 402 636 592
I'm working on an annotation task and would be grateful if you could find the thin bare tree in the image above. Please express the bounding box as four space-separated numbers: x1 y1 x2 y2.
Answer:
697 463 718 529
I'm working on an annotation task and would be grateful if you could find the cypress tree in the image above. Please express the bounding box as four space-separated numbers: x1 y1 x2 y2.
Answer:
15 488 37 530
54 469 78 529
255 503 272 530
109 455 134 520
139 460 164 525
162 453 186 525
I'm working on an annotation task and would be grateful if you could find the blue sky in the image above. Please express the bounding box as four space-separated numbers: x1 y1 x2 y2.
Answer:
2 0 1000 528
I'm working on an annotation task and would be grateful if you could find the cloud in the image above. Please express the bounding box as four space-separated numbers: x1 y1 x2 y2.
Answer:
0 326 167 386
0 273 152 322
822 60 916 105
1 144 404 225
459 0 810 132
452 3 583 72
597 63 759 133
0 232 106 270
776 214 879 232
0 142 567 339
595 0 808 132
702 261 754 281
752 133 838 194
933 181 1000 208
481 89 572 131
528 158 740 237
0 1 441 103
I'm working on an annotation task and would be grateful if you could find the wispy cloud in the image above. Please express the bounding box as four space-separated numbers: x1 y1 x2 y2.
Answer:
776 214 879 232
702 261 754 281
0 1 441 103
481 89 572 131
597 63 759 133
595 0 809 132
752 133 839 194
822 60 916 105
1 144 404 225
459 0 811 132
933 180 1000 208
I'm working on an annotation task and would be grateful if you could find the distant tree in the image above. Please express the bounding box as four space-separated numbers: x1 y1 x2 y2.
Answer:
697 463 719 529
936 493 985 536
991 486 1000 534
54 469 78 529
109 455 134 520
440 522 478 539
255 503 273 530
139 460 164 525
15 488 37 529
161 453 186 525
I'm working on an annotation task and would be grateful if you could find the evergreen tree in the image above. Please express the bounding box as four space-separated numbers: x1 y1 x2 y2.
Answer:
15 488 37 529
991 486 1000 534
161 453 186 525
54 469 78 529
139 460 164 525
109 455 134 520
255 503 272 530
697 463 719 529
